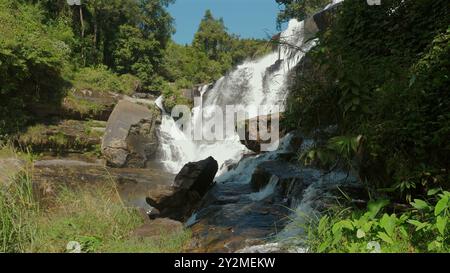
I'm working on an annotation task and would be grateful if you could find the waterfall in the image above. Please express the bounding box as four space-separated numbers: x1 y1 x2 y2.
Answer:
156 19 314 174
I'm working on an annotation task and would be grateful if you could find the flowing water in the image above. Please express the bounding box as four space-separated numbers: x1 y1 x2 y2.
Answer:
156 18 314 174
154 1 360 252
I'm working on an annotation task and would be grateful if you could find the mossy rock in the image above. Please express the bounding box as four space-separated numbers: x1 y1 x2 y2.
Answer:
16 120 104 154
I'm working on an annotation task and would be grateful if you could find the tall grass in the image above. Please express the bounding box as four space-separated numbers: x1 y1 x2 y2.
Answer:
0 149 39 252
0 144 190 253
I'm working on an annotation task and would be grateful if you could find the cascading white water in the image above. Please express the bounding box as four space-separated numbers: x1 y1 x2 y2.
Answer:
156 19 314 175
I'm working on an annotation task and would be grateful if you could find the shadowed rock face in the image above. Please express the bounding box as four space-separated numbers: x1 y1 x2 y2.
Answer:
146 157 218 221
102 100 161 168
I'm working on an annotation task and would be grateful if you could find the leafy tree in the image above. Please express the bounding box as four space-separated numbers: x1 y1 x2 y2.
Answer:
0 0 71 135
193 10 233 70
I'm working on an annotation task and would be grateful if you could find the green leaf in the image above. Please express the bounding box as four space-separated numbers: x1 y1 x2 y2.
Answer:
318 241 330 253
331 222 342 235
332 230 343 245
399 226 408 238
411 199 429 210
380 214 396 236
377 232 394 244
407 220 430 231
318 216 329 234
434 195 448 216
436 216 447 236
367 199 389 219
427 188 441 196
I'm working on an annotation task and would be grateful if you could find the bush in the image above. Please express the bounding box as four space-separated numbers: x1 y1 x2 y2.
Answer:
299 190 449 253
160 81 192 113
285 0 450 199
71 66 140 95
0 0 71 135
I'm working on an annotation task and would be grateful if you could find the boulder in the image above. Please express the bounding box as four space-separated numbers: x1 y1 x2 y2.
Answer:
146 157 218 221
173 156 218 196
239 113 286 153
101 100 161 168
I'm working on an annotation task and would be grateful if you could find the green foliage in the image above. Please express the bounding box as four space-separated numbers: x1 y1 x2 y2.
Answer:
0 0 71 135
162 41 224 85
33 181 190 253
303 191 450 253
300 135 362 170
112 25 160 91
193 10 232 63
160 81 192 112
71 66 139 95
285 0 450 198
0 151 38 252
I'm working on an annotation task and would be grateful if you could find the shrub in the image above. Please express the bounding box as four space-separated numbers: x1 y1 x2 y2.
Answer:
71 66 140 96
0 0 71 135
298 190 449 253
285 0 450 199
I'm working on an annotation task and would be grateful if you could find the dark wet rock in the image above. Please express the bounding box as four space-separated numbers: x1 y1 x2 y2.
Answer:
265 59 283 75
132 218 184 239
16 120 102 153
173 156 218 196
312 2 341 32
303 1 342 41
239 113 286 153
250 161 307 192
101 100 161 168
145 157 218 221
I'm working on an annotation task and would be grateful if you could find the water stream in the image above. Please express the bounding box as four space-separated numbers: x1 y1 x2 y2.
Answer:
153 1 358 252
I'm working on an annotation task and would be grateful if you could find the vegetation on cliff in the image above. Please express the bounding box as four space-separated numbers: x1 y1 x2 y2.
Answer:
281 0 449 252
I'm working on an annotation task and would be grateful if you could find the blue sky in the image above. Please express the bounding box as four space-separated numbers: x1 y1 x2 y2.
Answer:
168 0 284 45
